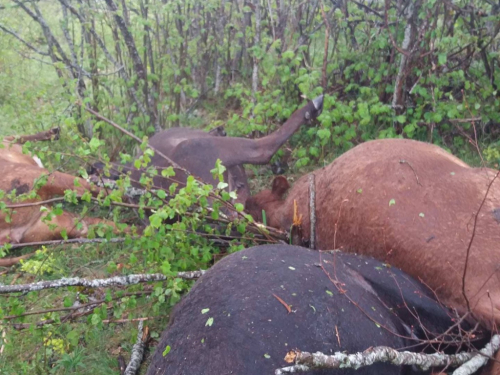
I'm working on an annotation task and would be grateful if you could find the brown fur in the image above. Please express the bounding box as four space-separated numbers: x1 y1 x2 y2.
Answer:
0 131 118 245
118 96 323 205
3 127 59 144
246 138 500 329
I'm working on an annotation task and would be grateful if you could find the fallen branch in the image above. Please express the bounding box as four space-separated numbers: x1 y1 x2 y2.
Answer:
449 117 482 123
275 335 500 375
102 317 155 324
308 174 316 250
84 106 184 171
2 237 134 252
2 291 149 320
453 334 500 375
0 270 206 294
124 321 148 375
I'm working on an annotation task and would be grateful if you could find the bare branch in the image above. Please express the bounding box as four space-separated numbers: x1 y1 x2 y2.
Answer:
0 270 206 294
275 335 500 374
124 321 147 375
308 173 316 250
83 106 184 171
453 335 500 374
1 237 134 252
0 24 49 56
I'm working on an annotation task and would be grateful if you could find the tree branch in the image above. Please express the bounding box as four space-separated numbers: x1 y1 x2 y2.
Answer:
275 335 500 374
0 24 49 56
0 270 206 294
124 321 147 375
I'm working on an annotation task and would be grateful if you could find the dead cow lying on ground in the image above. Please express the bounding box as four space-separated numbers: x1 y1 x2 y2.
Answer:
92 96 323 205
0 129 118 245
245 138 500 329
146 245 486 375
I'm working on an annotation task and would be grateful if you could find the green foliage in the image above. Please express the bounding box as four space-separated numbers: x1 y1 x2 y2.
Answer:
1 0 500 373
20 247 58 275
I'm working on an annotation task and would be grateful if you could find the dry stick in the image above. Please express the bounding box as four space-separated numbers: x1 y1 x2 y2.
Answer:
449 117 482 123
399 159 422 186
3 237 135 251
275 335 500 375
308 174 316 250
461 170 500 314
0 270 206 294
102 317 154 324
0 328 5 355
84 106 183 170
124 321 147 375
2 291 150 320
453 334 500 375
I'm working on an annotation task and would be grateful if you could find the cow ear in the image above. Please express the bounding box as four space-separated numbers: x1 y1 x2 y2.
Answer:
271 176 290 198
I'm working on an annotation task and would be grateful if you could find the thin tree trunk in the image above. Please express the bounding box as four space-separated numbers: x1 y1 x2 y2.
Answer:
252 0 261 99
391 0 422 115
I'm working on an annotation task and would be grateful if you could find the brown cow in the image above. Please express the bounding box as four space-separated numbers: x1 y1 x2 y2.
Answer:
0 130 118 245
1 127 59 167
245 138 500 329
94 96 323 205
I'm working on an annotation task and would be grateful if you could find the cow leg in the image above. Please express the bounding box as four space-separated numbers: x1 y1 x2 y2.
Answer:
39 171 102 197
20 211 118 243
3 127 60 144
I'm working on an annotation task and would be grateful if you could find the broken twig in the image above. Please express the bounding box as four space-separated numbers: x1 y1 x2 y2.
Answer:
399 159 422 186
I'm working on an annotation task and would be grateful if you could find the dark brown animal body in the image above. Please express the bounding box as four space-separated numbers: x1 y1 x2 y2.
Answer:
0 130 117 245
146 245 485 375
104 96 323 204
132 127 250 204
245 138 500 329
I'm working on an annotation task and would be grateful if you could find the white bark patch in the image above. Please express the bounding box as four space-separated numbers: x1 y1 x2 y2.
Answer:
275 336 500 375
124 321 145 375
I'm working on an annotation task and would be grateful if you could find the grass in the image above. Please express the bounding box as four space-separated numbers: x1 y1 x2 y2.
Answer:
0 238 174 375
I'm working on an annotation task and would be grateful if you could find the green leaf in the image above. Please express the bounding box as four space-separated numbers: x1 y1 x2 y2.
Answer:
396 115 406 124
157 190 167 199
389 199 396 206
217 182 229 190
357 189 362 194
88 137 101 151
162 345 171 356
438 53 447 66
201 308 210 314
161 166 175 178
288 266 295 270
264 354 271 359
326 290 333 296
419 213 425 217
205 317 214 327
